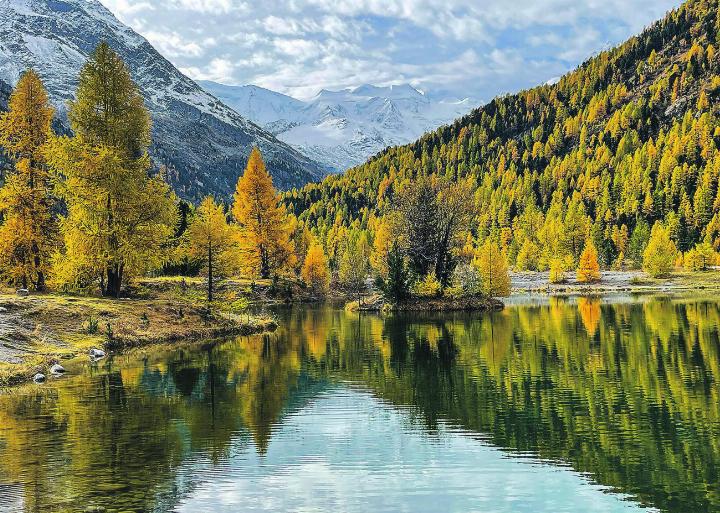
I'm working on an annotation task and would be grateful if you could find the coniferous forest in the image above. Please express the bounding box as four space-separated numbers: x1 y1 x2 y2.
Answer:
283 0 720 285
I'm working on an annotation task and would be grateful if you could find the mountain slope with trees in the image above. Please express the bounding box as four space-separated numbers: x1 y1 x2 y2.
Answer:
284 0 720 278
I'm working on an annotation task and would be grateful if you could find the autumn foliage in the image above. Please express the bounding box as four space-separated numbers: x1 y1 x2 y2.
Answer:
233 147 295 279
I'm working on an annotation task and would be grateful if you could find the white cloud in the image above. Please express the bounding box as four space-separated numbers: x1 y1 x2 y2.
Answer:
99 0 682 102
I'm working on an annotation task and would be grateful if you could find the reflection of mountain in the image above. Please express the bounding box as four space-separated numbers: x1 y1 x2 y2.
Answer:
0 299 719 512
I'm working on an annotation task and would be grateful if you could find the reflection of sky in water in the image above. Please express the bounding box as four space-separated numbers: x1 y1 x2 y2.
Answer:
174 388 655 513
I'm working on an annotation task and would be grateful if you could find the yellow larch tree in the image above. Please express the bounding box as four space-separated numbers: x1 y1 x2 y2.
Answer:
577 239 601 283
473 239 511 297
301 242 330 296
0 70 57 291
46 43 177 297
232 147 295 278
643 222 677 278
183 196 239 302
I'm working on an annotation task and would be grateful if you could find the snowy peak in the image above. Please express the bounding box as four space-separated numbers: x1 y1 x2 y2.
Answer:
202 81 478 172
0 0 325 199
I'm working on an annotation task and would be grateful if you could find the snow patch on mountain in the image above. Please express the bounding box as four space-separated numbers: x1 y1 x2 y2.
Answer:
200 81 478 172
0 0 325 199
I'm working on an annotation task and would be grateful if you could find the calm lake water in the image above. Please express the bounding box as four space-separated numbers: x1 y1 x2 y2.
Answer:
1 295 719 513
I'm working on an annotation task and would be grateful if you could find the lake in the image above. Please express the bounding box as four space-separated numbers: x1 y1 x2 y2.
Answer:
0 295 719 513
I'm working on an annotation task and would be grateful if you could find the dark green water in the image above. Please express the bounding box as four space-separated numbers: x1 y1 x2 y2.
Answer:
1 295 719 513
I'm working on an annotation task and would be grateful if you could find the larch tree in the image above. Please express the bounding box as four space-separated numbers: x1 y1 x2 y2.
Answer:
184 196 239 302
233 147 295 279
0 70 57 291
577 240 601 283
474 240 511 297
301 242 330 296
338 231 371 305
643 222 677 277
46 42 177 297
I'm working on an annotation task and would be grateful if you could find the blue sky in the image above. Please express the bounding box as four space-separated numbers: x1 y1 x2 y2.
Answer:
100 0 682 101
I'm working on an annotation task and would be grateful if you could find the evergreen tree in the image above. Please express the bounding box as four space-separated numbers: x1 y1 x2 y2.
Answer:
0 70 56 291
46 43 177 297
383 243 410 303
233 147 294 278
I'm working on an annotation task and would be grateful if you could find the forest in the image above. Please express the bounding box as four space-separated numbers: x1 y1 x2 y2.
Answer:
283 0 720 289
3 0 720 304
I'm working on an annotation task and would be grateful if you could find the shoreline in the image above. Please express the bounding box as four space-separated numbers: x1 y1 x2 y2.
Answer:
510 269 720 295
0 291 277 387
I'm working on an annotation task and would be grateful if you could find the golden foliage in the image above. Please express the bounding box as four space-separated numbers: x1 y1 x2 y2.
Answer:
301 242 330 295
0 70 57 290
643 222 678 278
474 240 511 297
233 147 295 278
577 240 601 283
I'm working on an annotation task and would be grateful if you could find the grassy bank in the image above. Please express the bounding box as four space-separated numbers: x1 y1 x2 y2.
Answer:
0 277 279 386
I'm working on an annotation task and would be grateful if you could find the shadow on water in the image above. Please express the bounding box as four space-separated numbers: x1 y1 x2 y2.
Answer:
0 296 719 512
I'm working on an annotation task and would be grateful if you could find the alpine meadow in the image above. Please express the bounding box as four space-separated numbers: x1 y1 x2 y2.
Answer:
1 1 720 513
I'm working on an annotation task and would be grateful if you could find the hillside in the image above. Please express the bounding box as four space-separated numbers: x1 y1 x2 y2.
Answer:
201 81 475 173
0 0 325 200
284 0 720 269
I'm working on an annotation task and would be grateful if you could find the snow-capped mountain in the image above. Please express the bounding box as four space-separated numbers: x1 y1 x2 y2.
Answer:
200 81 478 173
0 0 325 200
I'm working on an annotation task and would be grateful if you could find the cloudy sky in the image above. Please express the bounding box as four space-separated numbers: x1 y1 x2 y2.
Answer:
100 0 681 101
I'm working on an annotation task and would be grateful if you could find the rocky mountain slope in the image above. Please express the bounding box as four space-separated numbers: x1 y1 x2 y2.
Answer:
201 81 476 173
0 0 326 200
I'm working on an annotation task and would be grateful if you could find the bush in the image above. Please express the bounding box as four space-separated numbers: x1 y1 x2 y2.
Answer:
450 263 482 296
412 272 442 298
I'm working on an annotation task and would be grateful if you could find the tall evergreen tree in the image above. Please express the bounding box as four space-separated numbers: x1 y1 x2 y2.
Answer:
0 70 56 291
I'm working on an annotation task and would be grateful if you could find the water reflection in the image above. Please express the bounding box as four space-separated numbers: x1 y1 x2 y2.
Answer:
0 295 718 512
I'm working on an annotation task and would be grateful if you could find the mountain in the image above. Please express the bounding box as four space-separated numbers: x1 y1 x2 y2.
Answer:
200 80 476 173
0 0 326 200
285 0 720 267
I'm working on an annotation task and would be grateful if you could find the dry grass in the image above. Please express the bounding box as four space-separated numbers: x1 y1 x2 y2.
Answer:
0 281 277 386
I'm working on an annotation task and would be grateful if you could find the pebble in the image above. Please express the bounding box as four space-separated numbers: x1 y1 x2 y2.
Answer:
33 373 46 383
50 364 66 375
16 289 29 297
89 348 106 360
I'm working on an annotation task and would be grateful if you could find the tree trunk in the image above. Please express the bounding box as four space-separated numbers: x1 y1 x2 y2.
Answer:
32 242 45 292
207 242 213 303
104 264 123 298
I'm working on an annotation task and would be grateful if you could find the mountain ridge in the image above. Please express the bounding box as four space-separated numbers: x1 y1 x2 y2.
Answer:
200 80 477 173
0 0 326 200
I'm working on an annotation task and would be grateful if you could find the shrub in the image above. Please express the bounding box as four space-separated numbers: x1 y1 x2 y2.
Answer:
412 272 442 298
451 263 483 296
